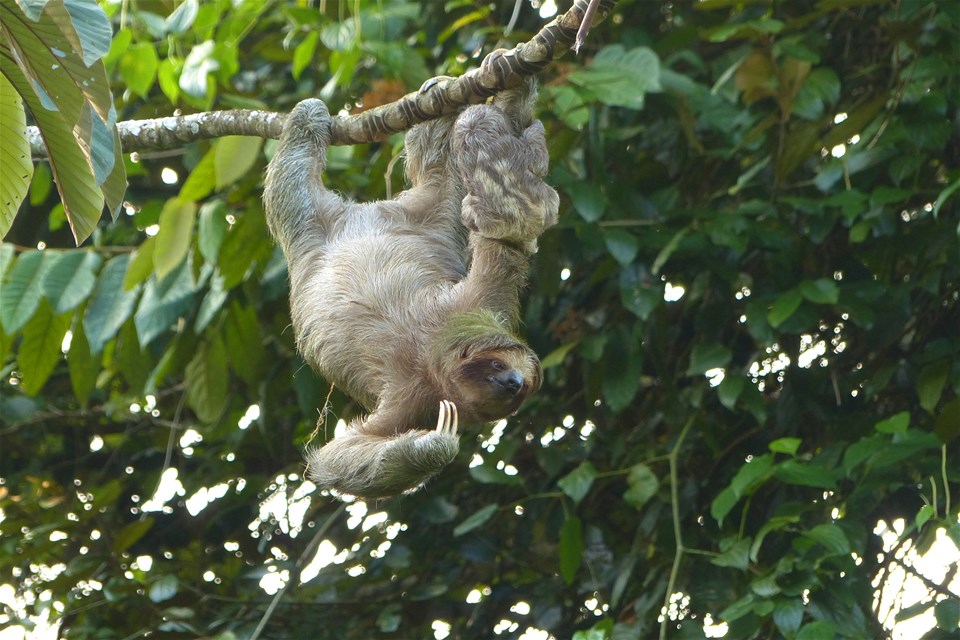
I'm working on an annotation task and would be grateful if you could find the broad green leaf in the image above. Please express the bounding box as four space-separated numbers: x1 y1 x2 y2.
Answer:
453 504 497 537
134 261 196 347
0 59 103 244
917 360 950 414
153 198 196 280
750 515 799 562
711 486 738 525
796 621 835 640
119 42 159 98
124 236 156 290
0 243 14 277
41 250 102 314
801 523 849 555
602 229 638 265
67 318 98 407
61 0 112 65
773 598 804 636
179 149 215 201
293 31 319 80
17 298 71 395
558 461 597 505
218 210 271 289
195 271 226 333
558 516 583 584
719 593 755 623
84 254 139 354
215 136 263 190
619 268 661 320
717 375 744 410
768 437 801 456
149 575 178 603
875 411 910 434
165 0 198 34
548 85 590 128
180 40 217 100
602 345 642 413
624 463 659 509
935 599 960 633
712 538 751 569
113 518 154 553
0 73 33 237
767 288 803 328
915 504 935 530
541 341 578 369
157 56 183 104
1 250 49 333
185 335 228 423
934 397 960 444
223 302 264 386
568 45 661 109
799 278 839 304
773 459 838 489
687 343 731 376
116 319 151 391
568 183 605 222
198 200 228 263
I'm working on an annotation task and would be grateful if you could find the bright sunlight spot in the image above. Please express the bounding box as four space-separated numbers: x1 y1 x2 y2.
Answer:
160 167 178 184
432 620 451 639
664 282 685 302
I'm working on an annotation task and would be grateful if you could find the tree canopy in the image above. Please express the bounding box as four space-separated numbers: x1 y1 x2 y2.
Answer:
1 1 958 639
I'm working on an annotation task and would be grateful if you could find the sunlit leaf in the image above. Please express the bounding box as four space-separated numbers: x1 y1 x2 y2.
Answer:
153 198 196 280
17 298 71 395
0 73 33 237
214 136 262 190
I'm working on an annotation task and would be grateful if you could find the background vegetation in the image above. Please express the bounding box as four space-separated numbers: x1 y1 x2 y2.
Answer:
1 0 958 638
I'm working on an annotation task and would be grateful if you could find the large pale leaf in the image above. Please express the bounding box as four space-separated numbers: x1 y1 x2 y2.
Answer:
18 298 71 395
83 254 139 354
41 250 102 314
153 197 196 280
568 45 661 110
215 136 263 190
0 249 50 333
0 73 33 237
0 60 104 244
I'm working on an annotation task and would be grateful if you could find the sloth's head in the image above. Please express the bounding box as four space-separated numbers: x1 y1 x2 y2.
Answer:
452 345 541 420
433 311 542 421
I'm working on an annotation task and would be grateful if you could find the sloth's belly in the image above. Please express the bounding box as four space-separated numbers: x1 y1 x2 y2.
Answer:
290 232 461 407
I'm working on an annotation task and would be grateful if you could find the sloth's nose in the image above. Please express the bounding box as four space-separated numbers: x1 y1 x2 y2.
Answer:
495 371 524 395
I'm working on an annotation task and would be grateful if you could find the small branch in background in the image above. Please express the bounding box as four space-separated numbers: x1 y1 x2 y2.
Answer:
26 0 617 157
574 0 603 53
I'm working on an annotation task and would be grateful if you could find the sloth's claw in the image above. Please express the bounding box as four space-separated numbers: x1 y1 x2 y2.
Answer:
436 400 459 435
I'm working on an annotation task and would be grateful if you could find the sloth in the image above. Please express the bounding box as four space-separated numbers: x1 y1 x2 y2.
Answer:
263 79 559 498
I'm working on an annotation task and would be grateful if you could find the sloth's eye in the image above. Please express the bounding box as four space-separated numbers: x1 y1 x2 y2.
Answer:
490 360 505 371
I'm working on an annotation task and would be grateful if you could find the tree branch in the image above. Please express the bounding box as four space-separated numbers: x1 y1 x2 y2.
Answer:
27 0 617 157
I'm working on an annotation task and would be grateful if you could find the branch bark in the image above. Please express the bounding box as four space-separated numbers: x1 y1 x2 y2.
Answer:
27 0 617 157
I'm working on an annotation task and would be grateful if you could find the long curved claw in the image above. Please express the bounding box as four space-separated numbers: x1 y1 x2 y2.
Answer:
436 400 459 435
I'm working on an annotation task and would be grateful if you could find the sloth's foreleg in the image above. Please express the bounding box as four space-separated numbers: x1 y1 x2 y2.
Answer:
306 401 460 498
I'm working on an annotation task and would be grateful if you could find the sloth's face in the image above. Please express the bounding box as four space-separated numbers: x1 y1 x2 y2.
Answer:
454 347 542 421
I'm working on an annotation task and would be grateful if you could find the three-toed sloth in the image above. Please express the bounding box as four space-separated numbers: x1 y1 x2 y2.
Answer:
263 79 559 498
